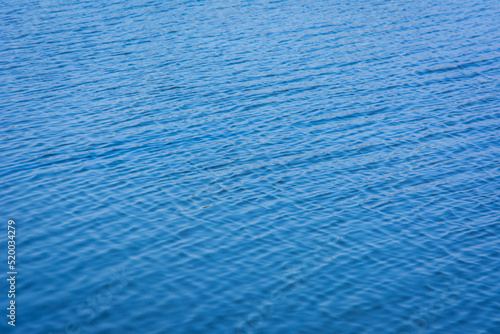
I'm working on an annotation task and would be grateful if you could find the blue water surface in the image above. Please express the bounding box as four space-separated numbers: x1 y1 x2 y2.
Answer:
1 0 500 333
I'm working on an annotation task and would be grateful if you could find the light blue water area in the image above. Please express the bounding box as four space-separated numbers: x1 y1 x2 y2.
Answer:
1 0 500 333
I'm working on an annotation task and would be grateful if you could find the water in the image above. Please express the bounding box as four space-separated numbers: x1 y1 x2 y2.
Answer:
1 0 499 333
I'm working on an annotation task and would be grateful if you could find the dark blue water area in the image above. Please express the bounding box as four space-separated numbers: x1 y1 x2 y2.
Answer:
1 0 500 333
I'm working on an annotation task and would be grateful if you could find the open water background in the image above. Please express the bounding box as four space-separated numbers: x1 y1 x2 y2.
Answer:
1 0 500 333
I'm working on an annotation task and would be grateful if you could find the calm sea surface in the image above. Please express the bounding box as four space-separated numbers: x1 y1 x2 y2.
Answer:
1 0 500 333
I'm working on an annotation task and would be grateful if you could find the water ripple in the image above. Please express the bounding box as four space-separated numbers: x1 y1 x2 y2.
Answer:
1 0 500 333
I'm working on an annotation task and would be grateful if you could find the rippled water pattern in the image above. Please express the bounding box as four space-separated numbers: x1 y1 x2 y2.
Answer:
1 0 500 333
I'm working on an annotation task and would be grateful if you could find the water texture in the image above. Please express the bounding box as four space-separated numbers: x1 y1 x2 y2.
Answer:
1 0 500 333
